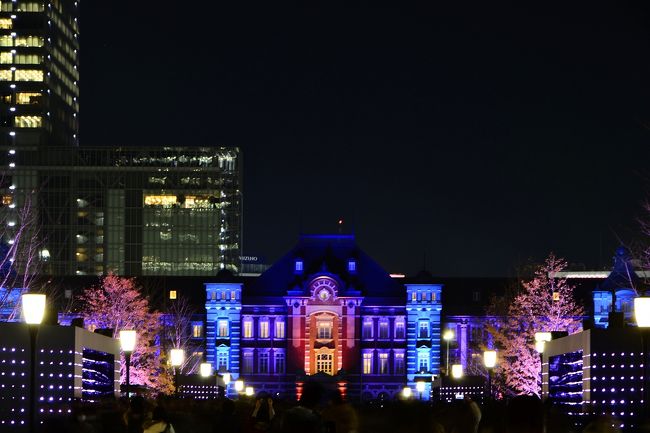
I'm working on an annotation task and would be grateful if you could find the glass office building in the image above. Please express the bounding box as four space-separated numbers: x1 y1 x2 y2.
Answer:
0 146 242 276
0 0 79 148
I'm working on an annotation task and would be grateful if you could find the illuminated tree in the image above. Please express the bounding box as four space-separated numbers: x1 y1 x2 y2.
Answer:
162 296 201 374
487 254 584 395
78 274 174 393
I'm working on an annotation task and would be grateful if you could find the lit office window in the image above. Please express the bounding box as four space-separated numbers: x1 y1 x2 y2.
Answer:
15 2 45 12
418 321 430 339
394 353 405 375
275 320 285 339
379 353 389 374
15 115 42 128
259 319 269 339
317 320 332 339
243 319 253 338
169 290 177 300
218 320 228 337
0 70 11 80
15 54 40 64
378 320 389 339
394 321 405 339
14 69 43 81
274 351 285 373
0 52 11 63
0 18 12 29
192 323 203 338
0 36 12 46
259 352 269 374
14 36 43 47
363 352 372 374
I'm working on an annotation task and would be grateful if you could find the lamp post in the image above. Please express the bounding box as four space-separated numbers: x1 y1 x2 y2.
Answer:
119 330 136 397
483 350 497 402
416 381 426 400
220 371 231 399
443 329 454 375
634 296 650 414
534 332 551 398
170 348 185 398
22 293 46 433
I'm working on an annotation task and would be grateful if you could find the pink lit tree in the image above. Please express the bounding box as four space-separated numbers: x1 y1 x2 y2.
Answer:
487 254 584 395
78 273 174 394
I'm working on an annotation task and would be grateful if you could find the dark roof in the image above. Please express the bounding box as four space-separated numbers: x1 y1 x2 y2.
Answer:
596 246 639 293
248 234 401 297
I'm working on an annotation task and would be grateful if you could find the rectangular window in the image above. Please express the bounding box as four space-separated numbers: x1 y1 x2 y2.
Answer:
275 320 285 339
379 353 389 374
0 36 12 47
14 36 43 47
230 291 236 300
363 352 372 374
218 320 229 337
394 353 405 375
217 350 228 370
348 260 356 272
411 292 417 302
259 352 269 374
243 320 253 338
362 321 373 339
394 321 405 339
0 52 11 64
14 69 43 81
0 18 11 29
221 291 226 300
418 352 429 372
274 352 285 374
0 69 11 80
192 323 203 338
259 320 269 339
316 352 333 375
169 290 177 300
317 321 332 339
15 115 41 128
295 259 303 272
419 321 430 339
378 321 389 339
242 352 253 374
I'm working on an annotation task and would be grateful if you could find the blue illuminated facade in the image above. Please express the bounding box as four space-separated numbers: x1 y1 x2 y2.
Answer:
201 234 442 401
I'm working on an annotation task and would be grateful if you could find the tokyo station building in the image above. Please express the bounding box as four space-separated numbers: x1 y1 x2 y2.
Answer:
203 234 442 401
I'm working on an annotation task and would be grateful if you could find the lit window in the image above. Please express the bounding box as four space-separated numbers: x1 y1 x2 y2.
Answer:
0 70 11 80
348 259 356 272
362 321 373 339
14 36 44 47
295 259 303 273
192 323 203 338
418 352 429 372
379 353 389 374
553 292 560 301
0 18 12 29
411 292 417 302
0 52 11 63
394 353 405 375
259 319 269 339
259 352 269 374
169 290 177 300
316 352 333 375
363 352 372 374
0 36 12 47
243 319 253 339
275 320 285 339
14 69 43 81
15 2 44 12
317 320 332 339
15 115 42 128
419 321 430 339
395 321 405 339
230 290 236 300
218 320 228 337
221 291 226 300
274 351 285 373
378 320 389 339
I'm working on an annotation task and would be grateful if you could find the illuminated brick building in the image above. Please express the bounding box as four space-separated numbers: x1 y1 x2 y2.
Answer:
203 234 442 401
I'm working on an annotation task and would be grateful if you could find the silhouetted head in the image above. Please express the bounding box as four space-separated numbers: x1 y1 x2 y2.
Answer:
151 406 169 423
300 381 323 409
506 395 544 433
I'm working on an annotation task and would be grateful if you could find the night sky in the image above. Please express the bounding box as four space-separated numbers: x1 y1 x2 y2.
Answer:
81 3 650 277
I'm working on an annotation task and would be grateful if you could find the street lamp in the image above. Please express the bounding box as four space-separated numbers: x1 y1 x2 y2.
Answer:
483 350 497 401
119 330 136 397
534 332 550 397
22 293 46 433
234 379 244 393
200 362 212 377
401 386 412 399
220 371 231 399
416 381 426 400
245 386 254 397
170 348 185 397
443 329 454 375
634 296 650 412
451 364 463 379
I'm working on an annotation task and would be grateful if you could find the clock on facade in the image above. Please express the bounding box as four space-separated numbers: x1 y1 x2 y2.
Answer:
310 277 337 301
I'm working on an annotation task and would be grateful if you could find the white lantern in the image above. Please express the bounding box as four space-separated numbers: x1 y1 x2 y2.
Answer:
451 364 463 379
222 372 231 385
535 340 546 354
483 350 497 369
170 348 185 367
200 362 212 377
119 330 136 352
245 386 254 397
443 329 454 341
634 297 650 328
534 332 552 342
401 386 412 398
415 381 426 393
22 294 45 325
234 379 244 392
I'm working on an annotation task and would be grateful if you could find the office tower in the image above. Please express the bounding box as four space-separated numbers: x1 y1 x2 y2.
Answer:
1 146 242 276
0 0 79 148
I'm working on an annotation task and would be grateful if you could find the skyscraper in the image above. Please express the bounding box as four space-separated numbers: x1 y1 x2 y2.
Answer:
0 0 79 148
